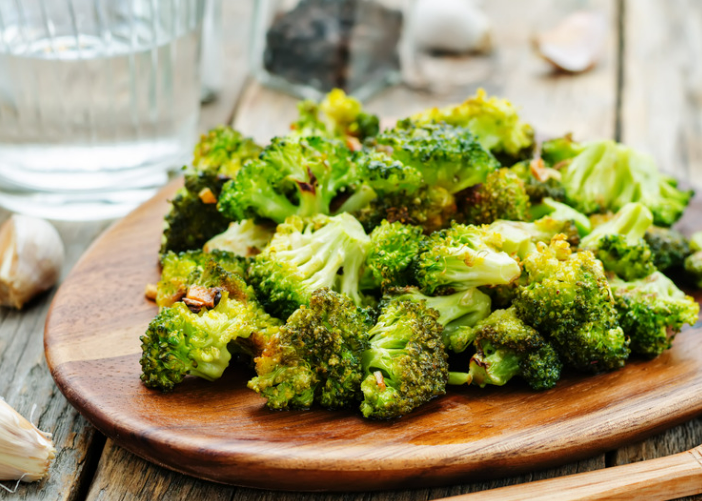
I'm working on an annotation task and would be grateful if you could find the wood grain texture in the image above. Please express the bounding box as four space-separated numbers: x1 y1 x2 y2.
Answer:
440 446 702 501
44 180 702 492
1 217 110 501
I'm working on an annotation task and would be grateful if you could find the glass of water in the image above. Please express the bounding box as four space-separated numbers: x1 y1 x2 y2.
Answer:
0 0 205 220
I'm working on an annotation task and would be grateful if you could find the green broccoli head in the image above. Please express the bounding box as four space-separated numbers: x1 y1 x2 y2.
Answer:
248 288 372 410
161 127 262 254
291 88 379 143
385 286 492 353
218 135 357 224
414 223 522 294
644 226 691 272
486 218 580 261
529 197 592 237
449 307 562 391
250 213 371 318
360 299 448 419
409 88 534 162
457 168 531 225
610 272 699 357
140 291 282 391
580 203 656 281
510 159 566 204
363 221 424 291
540 134 585 167
375 121 500 194
352 184 457 235
513 238 630 372
557 139 692 226
156 250 248 309
203 219 276 257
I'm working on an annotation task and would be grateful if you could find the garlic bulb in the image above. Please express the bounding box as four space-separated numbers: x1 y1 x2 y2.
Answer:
411 0 492 54
0 215 64 309
0 399 55 482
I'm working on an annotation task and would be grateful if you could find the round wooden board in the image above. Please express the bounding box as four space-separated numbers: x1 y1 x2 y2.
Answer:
45 180 702 492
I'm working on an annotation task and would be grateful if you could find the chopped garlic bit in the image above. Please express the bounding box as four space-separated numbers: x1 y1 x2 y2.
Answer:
0 399 55 483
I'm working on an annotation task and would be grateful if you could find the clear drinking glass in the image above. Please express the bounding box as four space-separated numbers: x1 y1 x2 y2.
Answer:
0 0 205 220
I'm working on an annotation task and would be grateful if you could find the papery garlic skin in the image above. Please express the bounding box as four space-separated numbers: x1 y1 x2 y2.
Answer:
0 399 56 482
0 215 65 309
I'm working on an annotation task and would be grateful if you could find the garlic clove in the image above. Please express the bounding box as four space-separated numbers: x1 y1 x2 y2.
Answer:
0 215 65 309
0 399 56 482
411 0 493 54
535 11 607 73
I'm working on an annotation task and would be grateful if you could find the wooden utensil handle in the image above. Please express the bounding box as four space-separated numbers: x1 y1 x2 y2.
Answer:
441 446 702 501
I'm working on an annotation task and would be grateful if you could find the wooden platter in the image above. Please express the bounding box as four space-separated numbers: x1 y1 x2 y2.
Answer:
44 180 702 492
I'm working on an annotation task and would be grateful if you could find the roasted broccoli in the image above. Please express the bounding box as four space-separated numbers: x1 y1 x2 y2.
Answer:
250 213 370 318
374 121 500 194
448 307 562 390
140 290 281 392
457 168 531 225
546 138 693 226
610 272 699 358
218 135 356 224
203 219 276 257
540 133 584 167
161 127 262 253
579 203 656 281
487 218 580 260
360 299 448 419
510 159 566 204
644 226 690 272
684 231 702 288
156 250 247 309
363 221 424 291
410 88 535 162
385 286 492 352
414 223 522 294
529 197 592 237
513 238 630 372
353 184 457 234
248 288 372 410
291 88 379 144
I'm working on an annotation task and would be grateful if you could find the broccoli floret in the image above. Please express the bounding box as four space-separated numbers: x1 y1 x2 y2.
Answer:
156 250 248 309
291 88 379 144
579 203 656 281
386 286 492 353
353 184 457 234
414 223 522 294
487 218 580 260
203 219 276 257
410 88 534 162
610 272 699 358
457 168 531 225
685 231 702 288
374 121 500 194
218 135 357 224
530 197 592 237
448 307 562 390
161 127 262 253
140 291 281 392
510 159 566 204
334 150 425 216
363 221 424 291
250 213 370 318
644 226 690 272
555 139 692 226
248 289 372 410
540 134 585 167
513 238 630 372
360 299 448 419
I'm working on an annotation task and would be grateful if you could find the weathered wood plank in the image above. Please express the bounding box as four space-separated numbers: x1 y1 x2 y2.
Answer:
605 2 702 500
619 0 702 188
0 217 110 501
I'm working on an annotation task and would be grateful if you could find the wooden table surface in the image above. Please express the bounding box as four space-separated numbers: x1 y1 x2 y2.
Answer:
5 0 702 499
